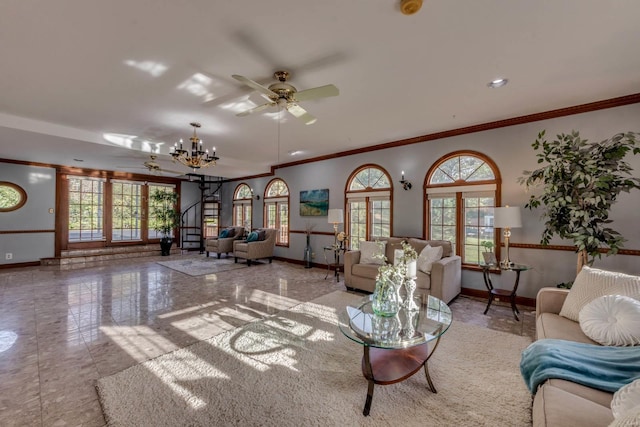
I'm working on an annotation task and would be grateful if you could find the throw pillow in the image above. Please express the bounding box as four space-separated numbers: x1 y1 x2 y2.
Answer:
246 231 259 242
359 241 386 265
416 245 443 274
579 295 640 346
559 266 640 322
256 230 267 241
219 229 229 238
609 404 640 427
612 379 640 420
226 228 236 238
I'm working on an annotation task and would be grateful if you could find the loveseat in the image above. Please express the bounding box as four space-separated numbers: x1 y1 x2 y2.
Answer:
531 267 640 426
343 237 461 304
205 226 245 259
233 228 278 266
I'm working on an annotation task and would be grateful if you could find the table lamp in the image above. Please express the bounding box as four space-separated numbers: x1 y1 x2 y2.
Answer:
327 208 343 247
493 205 522 268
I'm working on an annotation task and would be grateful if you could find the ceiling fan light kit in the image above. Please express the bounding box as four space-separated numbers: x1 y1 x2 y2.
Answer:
400 0 423 15
232 71 339 125
170 122 219 170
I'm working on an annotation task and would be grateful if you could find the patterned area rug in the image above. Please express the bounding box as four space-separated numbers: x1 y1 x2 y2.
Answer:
97 291 533 426
156 256 249 276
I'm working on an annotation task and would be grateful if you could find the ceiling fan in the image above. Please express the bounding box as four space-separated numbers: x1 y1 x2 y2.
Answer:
144 155 189 176
232 71 339 125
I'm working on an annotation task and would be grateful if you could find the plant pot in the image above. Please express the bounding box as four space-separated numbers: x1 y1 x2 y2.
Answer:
160 237 173 256
482 252 497 265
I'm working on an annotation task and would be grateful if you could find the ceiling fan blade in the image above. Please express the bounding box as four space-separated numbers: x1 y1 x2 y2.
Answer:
236 102 275 117
232 74 277 98
159 168 187 176
287 103 317 125
293 84 339 102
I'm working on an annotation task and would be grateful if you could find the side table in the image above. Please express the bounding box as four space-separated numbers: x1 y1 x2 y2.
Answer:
480 263 530 321
323 245 345 282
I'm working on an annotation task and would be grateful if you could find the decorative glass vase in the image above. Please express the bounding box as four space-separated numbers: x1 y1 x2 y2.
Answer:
303 234 312 268
372 313 400 344
372 278 401 317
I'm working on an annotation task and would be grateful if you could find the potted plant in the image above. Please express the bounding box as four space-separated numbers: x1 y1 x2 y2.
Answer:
150 189 180 256
519 130 639 274
480 240 496 265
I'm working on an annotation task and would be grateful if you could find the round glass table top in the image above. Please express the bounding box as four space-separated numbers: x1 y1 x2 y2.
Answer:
338 294 452 350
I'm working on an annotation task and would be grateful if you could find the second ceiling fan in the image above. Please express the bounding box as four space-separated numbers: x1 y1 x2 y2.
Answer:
232 70 338 125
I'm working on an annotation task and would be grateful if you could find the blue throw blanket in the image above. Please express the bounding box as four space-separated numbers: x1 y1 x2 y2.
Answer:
520 339 640 394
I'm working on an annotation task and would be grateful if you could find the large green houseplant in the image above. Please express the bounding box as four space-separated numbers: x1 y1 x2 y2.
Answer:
519 130 639 274
150 189 180 256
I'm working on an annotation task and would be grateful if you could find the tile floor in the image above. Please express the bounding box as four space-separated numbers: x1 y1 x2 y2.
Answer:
0 255 535 426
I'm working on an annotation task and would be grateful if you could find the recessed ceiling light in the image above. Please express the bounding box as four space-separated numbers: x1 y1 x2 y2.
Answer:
487 78 508 88
288 150 303 156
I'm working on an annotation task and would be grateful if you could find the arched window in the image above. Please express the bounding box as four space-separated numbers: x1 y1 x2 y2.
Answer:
425 151 501 266
233 183 253 228
263 178 289 245
346 165 393 249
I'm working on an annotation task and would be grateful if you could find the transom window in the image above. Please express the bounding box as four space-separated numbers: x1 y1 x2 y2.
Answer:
264 178 289 245
425 152 500 266
233 183 253 229
346 165 392 249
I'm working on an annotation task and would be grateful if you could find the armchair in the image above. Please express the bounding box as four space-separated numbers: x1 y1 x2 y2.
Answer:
205 226 245 259
233 228 278 266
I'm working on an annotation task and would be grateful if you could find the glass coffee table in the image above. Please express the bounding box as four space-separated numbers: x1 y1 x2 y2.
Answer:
338 294 452 416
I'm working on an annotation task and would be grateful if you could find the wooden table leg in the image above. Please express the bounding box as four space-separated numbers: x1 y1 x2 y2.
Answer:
362 346 374 416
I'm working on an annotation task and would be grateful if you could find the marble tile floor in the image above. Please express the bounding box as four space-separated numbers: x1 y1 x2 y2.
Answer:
0 255 535 427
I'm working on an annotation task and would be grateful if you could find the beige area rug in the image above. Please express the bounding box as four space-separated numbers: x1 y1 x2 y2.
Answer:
156 256 248 276
97 291 533 426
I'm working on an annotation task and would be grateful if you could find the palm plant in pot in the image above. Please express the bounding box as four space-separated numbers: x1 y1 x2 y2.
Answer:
519 130 639 274
150 189 180 256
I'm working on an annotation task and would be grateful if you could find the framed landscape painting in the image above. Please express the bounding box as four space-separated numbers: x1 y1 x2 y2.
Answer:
300 189 329 216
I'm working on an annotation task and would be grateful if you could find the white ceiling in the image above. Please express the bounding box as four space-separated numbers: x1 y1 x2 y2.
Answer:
1 1 639 179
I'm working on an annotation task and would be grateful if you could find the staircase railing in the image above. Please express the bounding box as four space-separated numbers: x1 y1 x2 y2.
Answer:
180 178 223 253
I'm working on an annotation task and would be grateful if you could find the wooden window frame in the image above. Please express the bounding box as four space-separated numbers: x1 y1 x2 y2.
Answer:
263 178 290 246
345 164 393 249
424 150 502 270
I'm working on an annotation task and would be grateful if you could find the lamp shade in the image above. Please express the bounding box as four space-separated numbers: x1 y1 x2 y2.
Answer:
327 209 343 224
493 206 522 228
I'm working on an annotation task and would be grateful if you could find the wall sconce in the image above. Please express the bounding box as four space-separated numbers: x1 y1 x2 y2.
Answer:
250 188 260 200
400 171 412 191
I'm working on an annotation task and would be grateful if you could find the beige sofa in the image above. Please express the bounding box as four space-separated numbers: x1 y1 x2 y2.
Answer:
205 226 245 259
533 287 614 427
233 228 277 266
343 237 461 304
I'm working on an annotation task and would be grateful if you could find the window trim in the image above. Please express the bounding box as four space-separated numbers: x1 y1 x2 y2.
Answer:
233 183 253 228
60 172 180 250
263 178 290 247
0 181 28 212
345 164 394 248
423 150 502 269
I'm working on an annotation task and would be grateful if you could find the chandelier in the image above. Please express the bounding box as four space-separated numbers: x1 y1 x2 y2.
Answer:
170 122 219 169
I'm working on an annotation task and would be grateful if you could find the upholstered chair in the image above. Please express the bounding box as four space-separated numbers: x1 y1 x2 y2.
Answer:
233 228 278 266
205 226 245 259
